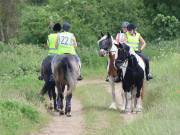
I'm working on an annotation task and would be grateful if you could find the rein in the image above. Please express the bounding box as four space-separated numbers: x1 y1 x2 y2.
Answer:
103 49 117 56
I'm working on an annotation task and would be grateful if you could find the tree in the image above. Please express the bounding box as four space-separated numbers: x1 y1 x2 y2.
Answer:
0 0 19 42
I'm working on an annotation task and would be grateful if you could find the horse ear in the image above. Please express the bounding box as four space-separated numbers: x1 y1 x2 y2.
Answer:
100 32 104 37
107 32 111 38
119 43 123 49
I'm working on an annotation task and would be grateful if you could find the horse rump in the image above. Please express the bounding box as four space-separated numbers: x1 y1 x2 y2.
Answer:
51 54 80 116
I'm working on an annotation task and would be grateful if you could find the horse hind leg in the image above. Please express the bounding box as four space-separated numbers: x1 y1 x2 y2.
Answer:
56 84 65 115
46 82 54 111
65 84 75 117
58 93 65 115
52 87 58 111
65 92 72 117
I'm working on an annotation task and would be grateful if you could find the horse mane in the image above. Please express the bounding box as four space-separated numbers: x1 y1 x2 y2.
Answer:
128 54 139 68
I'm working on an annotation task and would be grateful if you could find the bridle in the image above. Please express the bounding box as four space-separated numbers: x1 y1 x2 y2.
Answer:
115 47 131 68
98 35 117 56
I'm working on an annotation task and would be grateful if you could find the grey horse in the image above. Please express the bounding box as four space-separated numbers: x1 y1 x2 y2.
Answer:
51 54 80 117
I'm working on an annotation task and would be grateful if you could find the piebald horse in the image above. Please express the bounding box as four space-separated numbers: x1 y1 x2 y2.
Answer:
98 33 145 113
115 43 145 113
98 32 125 110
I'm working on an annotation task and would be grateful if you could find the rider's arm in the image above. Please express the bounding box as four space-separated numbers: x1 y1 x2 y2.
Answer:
72 34 77 47
116 33 120 44
47 38 49 48
123 34 128 44
55 34 59 49
139 36 146 51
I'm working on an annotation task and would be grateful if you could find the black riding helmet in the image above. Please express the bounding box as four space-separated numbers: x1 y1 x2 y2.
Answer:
63 22 71 31
127 23 136 31
53 23 61 32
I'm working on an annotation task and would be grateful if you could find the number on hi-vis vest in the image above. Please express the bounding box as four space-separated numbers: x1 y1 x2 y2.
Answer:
60 36 69 45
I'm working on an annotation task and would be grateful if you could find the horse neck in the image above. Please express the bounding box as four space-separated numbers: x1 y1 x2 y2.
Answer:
128 55 138 67
108 52 117 77
109 43 118 59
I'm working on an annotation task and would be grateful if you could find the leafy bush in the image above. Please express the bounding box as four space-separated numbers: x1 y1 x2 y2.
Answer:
19 6 62 45
19 0 151 45
0 43 46 77
152 14 180 40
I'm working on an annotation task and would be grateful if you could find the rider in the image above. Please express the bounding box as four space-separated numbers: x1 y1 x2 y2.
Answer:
56 22 83 80
48 23 61 55
38 23 61 80
108 21 129 82
116 21 129 45
124 23 153 80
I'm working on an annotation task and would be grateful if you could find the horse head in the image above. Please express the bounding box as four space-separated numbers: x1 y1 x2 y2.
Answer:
97 32 113 57
115 43 131 68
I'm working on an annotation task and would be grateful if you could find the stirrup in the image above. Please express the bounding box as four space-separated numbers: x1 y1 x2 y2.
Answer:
77 75 83 81
146 74 153 81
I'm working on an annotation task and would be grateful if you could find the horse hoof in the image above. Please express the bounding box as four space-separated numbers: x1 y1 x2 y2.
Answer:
120 106 125 112
66 112 71 117
54 108 59 112
125 111 131 114
125 108 132 114
132 110 137 114
59 110 64 115
48 106 53 110
135 108 142 113
109 103 117 110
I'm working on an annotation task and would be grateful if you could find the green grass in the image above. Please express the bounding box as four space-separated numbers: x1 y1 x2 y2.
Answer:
0 76 48 135
143 38 180 58
0 43 48 135
0 100 41 135
75 84 124 135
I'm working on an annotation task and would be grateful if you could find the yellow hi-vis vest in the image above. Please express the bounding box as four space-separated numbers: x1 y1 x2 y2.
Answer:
47 33 58 55
57 32 76 55
126 32 140 51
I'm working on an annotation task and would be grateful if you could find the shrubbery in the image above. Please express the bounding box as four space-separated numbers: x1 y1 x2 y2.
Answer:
152 14 180 40
1 0 180 44
18 0 155 45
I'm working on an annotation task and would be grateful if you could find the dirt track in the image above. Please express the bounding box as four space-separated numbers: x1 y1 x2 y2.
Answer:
30 79 137 135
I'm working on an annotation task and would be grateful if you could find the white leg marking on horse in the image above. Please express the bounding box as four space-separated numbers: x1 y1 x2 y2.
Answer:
131 88 136 113
136 97 142 112
109 102 117 110
125 92 132 113
120 90 126 111
109 76 117 110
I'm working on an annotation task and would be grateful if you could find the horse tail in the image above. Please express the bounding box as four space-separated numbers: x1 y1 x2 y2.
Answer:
61 57 73 81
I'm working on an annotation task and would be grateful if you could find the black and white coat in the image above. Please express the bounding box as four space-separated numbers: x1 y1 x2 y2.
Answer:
116 44 145 113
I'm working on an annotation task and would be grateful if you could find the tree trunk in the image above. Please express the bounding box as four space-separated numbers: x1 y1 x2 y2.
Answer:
0 20 5 42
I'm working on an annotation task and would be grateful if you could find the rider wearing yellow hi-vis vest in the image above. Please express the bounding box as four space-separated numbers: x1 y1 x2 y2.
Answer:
56 22 83 80
56 22 77 55
124 23 153 81
126 31 141 51
47 23 61 55
38 23 61 81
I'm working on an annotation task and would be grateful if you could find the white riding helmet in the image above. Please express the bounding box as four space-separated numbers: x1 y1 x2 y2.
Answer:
121 21 129 28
